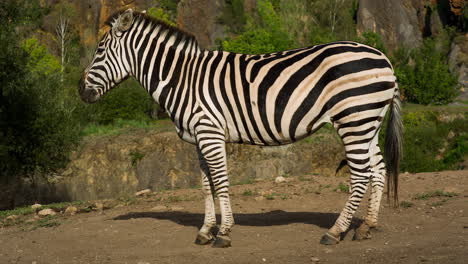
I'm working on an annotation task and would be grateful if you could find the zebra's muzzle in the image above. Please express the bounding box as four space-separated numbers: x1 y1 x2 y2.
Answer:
79 76 100 104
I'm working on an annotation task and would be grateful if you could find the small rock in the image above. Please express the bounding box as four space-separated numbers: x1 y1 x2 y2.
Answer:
431 206 436 210
170 206 184 211
31 204 42 210
135 189 152 197
6 215 19 221
151 205 167 211
275 176 286 183
254 196 265 201
311 257 320 263
38 209 56 217
324 248 333 254
95 202 104 214
64 206 78 216
262 258 266 262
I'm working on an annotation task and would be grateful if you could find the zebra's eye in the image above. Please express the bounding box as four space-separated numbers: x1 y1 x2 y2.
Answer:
96 47 105 54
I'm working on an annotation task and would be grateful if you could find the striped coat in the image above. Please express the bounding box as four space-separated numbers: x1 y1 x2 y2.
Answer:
80 9 402 247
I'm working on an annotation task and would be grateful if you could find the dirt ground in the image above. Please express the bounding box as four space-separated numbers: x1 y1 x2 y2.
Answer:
1 170 467 264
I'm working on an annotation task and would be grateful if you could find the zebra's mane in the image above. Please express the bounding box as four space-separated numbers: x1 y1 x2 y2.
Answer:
105 10 198 45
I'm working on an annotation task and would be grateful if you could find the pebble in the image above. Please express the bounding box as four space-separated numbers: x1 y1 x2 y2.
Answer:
254 196 265 201
64 206 78 216
151 205 167 211
135 189 152 196
170 206 184 211
37 209 56 216
95 202 104 212
311 257 320 263
275 176 286 183
5 215 19 221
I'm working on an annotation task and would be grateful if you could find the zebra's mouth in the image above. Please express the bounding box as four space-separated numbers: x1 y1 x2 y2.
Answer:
79 77 102 104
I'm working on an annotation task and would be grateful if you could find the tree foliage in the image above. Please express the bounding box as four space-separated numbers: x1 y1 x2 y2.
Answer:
396 39 458 105
0 0 80 184
86 79 154 124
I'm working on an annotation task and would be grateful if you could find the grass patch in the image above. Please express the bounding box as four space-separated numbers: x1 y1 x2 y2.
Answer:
166 195 183 203
233 178 255 185
81 119 157 137
333 182 349 193
413 190 458 200
399 201 414 208
35 216 60 228
0 201 85 219
117 196 138 206
298 175 312 181
430 199 449 207
264 193 278 200
129 150 145 166
242 189 256 196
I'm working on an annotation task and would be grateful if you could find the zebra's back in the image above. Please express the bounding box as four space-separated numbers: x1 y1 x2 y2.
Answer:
195 41 396 146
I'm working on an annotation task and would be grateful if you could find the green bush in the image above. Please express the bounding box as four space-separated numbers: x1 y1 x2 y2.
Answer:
222 0 295 54
396 39 458 105
0 0 80 184
147 7 176 26
399 111 467 172
86 78 154 124
357 31 387 54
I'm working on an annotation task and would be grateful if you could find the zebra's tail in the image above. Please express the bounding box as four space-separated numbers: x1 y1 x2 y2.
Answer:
385 85 403 208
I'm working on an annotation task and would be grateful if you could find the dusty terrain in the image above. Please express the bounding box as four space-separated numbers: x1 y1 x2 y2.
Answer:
1 170 467 264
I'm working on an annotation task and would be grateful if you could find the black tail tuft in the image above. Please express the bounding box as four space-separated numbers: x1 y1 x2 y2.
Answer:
384 87 403 208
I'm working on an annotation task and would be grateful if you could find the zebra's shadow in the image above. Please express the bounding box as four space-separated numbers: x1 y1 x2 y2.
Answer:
113 210 362 230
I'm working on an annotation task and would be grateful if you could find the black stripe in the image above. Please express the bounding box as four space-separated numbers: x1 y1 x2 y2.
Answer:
288 58 392 139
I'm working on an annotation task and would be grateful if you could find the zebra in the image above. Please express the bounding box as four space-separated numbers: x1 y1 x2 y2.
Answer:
79 9 403 247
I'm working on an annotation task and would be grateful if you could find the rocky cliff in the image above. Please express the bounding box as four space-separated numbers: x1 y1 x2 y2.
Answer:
11 124 346 203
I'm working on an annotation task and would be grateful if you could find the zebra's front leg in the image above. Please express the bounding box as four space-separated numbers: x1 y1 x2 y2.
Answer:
195 160 217 245
196 126 234 248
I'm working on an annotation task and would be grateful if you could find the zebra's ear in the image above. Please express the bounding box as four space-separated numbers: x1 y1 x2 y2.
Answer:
117 9 134 32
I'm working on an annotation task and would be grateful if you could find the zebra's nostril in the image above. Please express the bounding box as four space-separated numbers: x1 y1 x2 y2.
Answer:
78 76 100 103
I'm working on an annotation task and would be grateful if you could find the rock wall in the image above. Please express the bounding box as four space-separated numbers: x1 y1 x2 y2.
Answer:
449 34 468 102
357 0 425 50
357 0 466 51
177 0 226 48
20 126 346 202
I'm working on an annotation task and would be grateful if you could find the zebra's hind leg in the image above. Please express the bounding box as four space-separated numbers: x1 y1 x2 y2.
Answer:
194 158 217 245
354 141 386 241
320 132 374 245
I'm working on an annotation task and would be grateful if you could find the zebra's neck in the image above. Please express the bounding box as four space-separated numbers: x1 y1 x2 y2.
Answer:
127 15 202 112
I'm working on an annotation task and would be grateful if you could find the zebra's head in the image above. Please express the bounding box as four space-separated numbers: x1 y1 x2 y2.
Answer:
79 9 135 103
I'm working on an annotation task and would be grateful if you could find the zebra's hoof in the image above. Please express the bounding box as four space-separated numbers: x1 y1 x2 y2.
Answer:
212 235 231 248
353 225 372 241
319 233 340 245
194 232 214 245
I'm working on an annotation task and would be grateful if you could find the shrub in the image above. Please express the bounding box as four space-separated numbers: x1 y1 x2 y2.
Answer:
398 111 467 173
222 0 295 54
147 7 176 26
396 39 458 105
0 0 80 184
86 78 154 124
